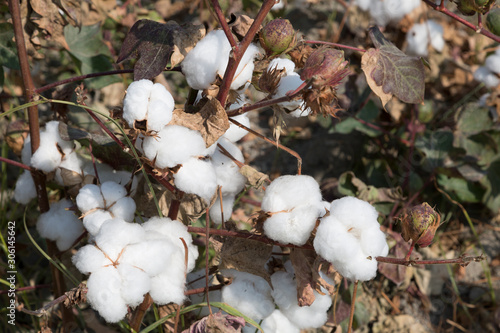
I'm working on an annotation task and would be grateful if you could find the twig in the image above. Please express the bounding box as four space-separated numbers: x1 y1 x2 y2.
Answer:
304 40 366 53
375 254 484 266
0 156 34 172
208 0 237 48
347 280 358 333
205 208 212 315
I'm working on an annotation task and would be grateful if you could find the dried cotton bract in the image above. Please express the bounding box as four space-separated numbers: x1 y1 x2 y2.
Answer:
314 196 389 281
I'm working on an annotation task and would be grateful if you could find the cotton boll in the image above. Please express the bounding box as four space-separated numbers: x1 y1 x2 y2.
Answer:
426 20 444 52
227 43 260 90
72 244 110 274
209 195 235 224
264 206 319 245
355 0 371 11
95 218 145 260
117 263 151 307
268 58 296 76
224 113 250 142
86 266 128 323
109 197 136 222
143 125 206 169
150 266 187 305
77 184 104 213
329 196 379 230
82 210 113 236
14 170 37 204
146 100 173 132
406 23 430 57
182 30 232 90
211 140 246 196
100 181 127 206
123 79 154 127
120 239 175 276
486 55 500 75
261 175 322 212
274 74 307 112
221 269 275 321
31 121 73 172
261 309 300 333
474 66 500 88
360 225 389 257
55 152 84 185
173 157 217 202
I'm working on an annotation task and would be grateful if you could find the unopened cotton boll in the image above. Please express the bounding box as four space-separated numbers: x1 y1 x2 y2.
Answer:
209 195 235 224
261 309 300 333
14 170 37 204
36 199 84 251
314 196 388 281
86 266 128 323
142 125 206 169
221 269 275 321
173 157 217 202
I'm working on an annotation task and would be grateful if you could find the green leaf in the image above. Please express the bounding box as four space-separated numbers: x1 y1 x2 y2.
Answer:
361 26 425 106
436 173 483 203
481 159 500 213
455 103 493 135
0 22 20 69
415 129 456 171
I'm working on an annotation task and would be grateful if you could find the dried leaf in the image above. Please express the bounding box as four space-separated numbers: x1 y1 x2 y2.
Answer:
361 27 425 108
63 283 87 307
117 19 205 80
290 248 317 306
169 97 230 147
183 313 245 333
30 0 69 49
5 120 28 156
238 165 269 190
229 14 255 41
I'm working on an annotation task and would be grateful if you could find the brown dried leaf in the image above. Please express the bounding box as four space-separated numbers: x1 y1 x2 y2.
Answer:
239 165 269 190
183 312 246 333
288 43 314 69
290 248 317 306
63 283 87 307
361 49 392 108
30 0 69 49
158 303 178 332
169 97 229 147
5 120 28 156
218 227 273 284
229 14 255 41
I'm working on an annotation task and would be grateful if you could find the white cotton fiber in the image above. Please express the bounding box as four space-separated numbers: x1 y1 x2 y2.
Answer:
268 58 296 76
72 244 110 274
274 74 307 112
355 0 420 26
117 263 151 307
406 20 444 57
100 181 127 206
95 218 145 260
76 184 104 213
123 79 153 127
485 54 500 75
55 152 84 186
149 266 187 305
221 269 275 321
263 205 319 245
36 199 83 251
14 170 37 204
120 239 175 276
173 157 217 202
143 125 206 168
261 309 300 333
228 43 260 90
109 196 136 222
224 114 250 142
314 196 388 281
30 121 73 173
86 266 128 323
146 100 173 132
261 175 322 212
82 210 113 236
427 20 445 52
209 195 235 224
211 139 246 196
474 66 500 88
271 271 331 329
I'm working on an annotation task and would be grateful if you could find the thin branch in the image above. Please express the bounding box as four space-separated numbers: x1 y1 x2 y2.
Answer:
0 156 34 172
208 0 237 48
375 254 484 266
304 40 366 53
422 0 500 43
347 280 358 333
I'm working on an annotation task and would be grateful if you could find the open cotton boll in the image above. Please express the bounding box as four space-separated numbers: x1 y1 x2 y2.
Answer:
120 239 175 276
14 170 37 204
329 196 379 230
268 58 296 76
406 23 430 57
109 196 136 222
100 181 127 206
211 139 246 196
227 43 260 90
76 184 105 213
37 199 84 251
86 266 128 323
146 100 173 132
486 55 500 75
271 271 331 329
221 269 275 321
173 157 217 202
143 125 206 169
117 263 151 307
261 175 322 212
426 20 445 52
95 218 145 260
82 210 113 236
264 206 319 245
274 74 308 112
31 121 73 173
149 265 187 305
261 309 300 333
209 195 235 224
224 114 250 142
474 66 500 88
54 152 84 185
122 79 153 127
72 244 110 274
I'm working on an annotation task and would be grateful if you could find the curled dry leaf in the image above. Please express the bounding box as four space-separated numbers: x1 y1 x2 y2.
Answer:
169 97 230 148
63 283 88 307
117 19 205 80
239 165 269 190
183 312 246 333
229 14 255 41
29 0 70 49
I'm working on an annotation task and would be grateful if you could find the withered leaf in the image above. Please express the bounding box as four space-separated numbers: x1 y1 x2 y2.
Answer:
361 27 425 108
117 19 205 80
169 97 229 147
183 312 246 333
239 165 269 190
229 14 255 41
290 248 317 306
30 0 69 49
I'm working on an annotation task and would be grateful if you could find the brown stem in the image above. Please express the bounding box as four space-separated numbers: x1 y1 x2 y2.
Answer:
347 280 358 333
216 0 276 105
130 293 153 332
375 254 484 266
226 92 306 117
422 0 500 43
304 40 366 53
0 156 34 172
205 208 212 315
208 0 237 48
8 0 74 327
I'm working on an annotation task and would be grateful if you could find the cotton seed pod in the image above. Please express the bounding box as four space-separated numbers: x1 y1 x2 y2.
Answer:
259 19 295 56
453 0 496 15
300 47 349 89
399 203 440 248
486 8 500 36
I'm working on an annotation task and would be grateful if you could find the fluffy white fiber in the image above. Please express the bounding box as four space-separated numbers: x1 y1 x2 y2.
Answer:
143 125 206 169
264 206 320 245
355 0 420 27
182 30 260 90
475 51 500 88
209 194 235 224
268 58 296 76
221 269 275 321
314 196 389 281
406 20 444 57
173 157 217 202
36 199 83 251
273 73 310 116
261 309 300 333
14 170 37 204
95 218 145 260
271 270 332 329
122 79 175 131
225 98 251 142
211 139 246 196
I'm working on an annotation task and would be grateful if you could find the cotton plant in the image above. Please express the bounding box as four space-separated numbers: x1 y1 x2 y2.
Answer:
72 217 198 323
474 47 500 88
406 20 445 57
314 196 389 281
355 0 421 27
